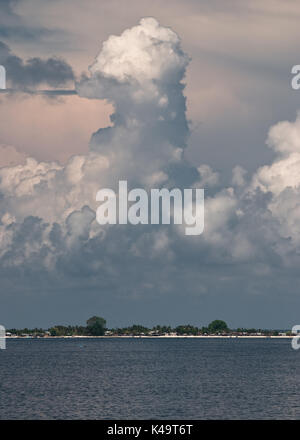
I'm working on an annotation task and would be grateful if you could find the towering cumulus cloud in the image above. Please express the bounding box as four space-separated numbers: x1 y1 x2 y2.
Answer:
77 17 194 188
1 18 300 325
0 18 196 229
0 18 199 298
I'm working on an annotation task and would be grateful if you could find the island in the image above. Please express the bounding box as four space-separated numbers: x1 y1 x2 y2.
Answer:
5 317 294 338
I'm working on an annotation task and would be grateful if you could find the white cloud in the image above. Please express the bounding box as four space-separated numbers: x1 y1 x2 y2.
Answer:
197 164 219 187
89 17 188 85
250 114 300 246
232 165 247 187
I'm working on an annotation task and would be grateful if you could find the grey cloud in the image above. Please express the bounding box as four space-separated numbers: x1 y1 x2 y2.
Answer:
0 41 74 89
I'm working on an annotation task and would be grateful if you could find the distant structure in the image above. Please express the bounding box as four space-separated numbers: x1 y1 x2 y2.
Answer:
0 65 6 90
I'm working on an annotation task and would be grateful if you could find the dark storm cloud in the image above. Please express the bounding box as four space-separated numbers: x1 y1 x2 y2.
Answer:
0 40 74 88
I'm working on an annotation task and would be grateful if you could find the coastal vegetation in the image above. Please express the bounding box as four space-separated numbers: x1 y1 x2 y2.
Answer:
6 317 290 337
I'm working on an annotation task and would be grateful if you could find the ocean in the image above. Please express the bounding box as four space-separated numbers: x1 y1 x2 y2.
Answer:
0 338 299 419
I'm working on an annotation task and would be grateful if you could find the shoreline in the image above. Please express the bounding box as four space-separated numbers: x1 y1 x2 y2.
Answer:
5 335 294 339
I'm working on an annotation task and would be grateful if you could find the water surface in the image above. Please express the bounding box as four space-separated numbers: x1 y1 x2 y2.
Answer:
0 338 299 419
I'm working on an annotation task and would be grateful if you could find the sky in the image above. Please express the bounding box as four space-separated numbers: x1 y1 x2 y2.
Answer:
1 0 300 329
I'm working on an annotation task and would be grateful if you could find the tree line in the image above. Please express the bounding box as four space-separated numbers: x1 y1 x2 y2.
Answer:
7 317 288 337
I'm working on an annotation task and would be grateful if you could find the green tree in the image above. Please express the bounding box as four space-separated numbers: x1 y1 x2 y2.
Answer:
86 316 106 336
175 325 199 335
208 320 229 334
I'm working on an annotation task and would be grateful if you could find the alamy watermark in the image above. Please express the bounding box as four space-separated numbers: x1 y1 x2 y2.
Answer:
0 65 6 90
291 325 300 350
96 181 204 236
291 65 300 90
0 325 6 349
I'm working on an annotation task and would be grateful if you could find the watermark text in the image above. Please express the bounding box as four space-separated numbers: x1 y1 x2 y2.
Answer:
96 181 204 235
0 65 6 90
